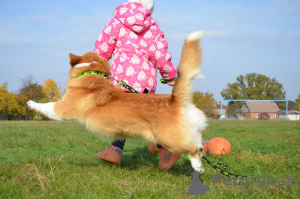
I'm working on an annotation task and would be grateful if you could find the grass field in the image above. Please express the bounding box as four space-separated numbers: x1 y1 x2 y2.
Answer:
0 120 299 198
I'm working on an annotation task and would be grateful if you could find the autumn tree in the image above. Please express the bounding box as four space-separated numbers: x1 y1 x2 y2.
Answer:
16 75 45 119
17 75 44 103
0 82 24 120
193 91 217 117
227 102 243 118
40 79 63 102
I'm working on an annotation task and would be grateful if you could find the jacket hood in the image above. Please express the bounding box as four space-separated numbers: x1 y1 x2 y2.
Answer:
113 2 156 33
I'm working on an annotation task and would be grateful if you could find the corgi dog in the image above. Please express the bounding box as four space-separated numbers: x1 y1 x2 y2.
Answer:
27 31 207 173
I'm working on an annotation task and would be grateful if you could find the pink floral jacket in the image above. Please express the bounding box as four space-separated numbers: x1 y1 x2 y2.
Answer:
93 2 177 93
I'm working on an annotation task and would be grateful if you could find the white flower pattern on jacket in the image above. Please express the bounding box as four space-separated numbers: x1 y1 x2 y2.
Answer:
94 2 177 93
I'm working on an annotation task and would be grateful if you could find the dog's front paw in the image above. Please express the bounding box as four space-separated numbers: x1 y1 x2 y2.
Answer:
27 100 36 110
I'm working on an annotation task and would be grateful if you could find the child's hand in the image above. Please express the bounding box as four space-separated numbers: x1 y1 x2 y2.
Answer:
167 78 176 86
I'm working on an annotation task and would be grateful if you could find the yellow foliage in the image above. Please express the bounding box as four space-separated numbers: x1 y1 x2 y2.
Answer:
0 82 25 118
193 91 217 117
41 79 63 102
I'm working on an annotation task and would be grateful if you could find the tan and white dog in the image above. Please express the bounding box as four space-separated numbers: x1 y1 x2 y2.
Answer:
27 31 207 173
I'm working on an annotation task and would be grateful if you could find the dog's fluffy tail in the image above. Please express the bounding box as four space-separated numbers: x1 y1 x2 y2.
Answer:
172 31 204 104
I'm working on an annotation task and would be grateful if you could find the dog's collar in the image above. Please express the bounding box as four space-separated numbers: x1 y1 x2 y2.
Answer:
78 71 107 78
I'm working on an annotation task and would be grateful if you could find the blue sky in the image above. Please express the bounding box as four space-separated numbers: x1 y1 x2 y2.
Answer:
0 0 299 102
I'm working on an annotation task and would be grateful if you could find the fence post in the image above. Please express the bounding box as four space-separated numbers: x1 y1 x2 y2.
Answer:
220 100 223 120
286 100 288 120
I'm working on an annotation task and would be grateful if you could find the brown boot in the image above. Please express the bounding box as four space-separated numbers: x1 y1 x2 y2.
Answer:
147 141 160 154
158 149 181 170
97 146 122 165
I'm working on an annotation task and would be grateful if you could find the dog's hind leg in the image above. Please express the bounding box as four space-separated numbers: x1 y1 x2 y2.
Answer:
27 100 63 121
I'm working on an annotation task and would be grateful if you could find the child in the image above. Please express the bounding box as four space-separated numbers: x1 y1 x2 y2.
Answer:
93 0 180 170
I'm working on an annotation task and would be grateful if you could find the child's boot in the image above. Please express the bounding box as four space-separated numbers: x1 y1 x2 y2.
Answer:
97 145 123 165
158 148 181 170
147 141 160 154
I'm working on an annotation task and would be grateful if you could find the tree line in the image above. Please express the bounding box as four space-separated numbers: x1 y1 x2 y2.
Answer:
0 75 64 120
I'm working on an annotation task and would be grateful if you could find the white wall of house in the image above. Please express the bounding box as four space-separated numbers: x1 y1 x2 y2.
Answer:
288 114 300 120
279 113 300 120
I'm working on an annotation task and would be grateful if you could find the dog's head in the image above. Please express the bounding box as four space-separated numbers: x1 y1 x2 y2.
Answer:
68 52 111 79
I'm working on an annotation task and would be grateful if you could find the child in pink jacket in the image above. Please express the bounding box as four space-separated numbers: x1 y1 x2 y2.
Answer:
93 0 177 93
95 0 180 170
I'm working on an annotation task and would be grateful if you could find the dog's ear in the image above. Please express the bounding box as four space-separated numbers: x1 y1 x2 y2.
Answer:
69 53 81 67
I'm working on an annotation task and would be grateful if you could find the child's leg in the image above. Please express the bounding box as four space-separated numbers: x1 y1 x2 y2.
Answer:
111 139 126 150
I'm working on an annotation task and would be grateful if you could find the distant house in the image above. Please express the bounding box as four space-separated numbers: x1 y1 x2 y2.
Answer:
241 101 280 119
214 102 228 119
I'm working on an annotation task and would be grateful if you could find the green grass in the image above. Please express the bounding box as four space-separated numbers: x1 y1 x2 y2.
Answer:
0 120 299 198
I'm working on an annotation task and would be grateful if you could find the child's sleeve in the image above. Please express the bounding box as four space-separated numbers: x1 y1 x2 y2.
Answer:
154 32 177 81
93 19 119 60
